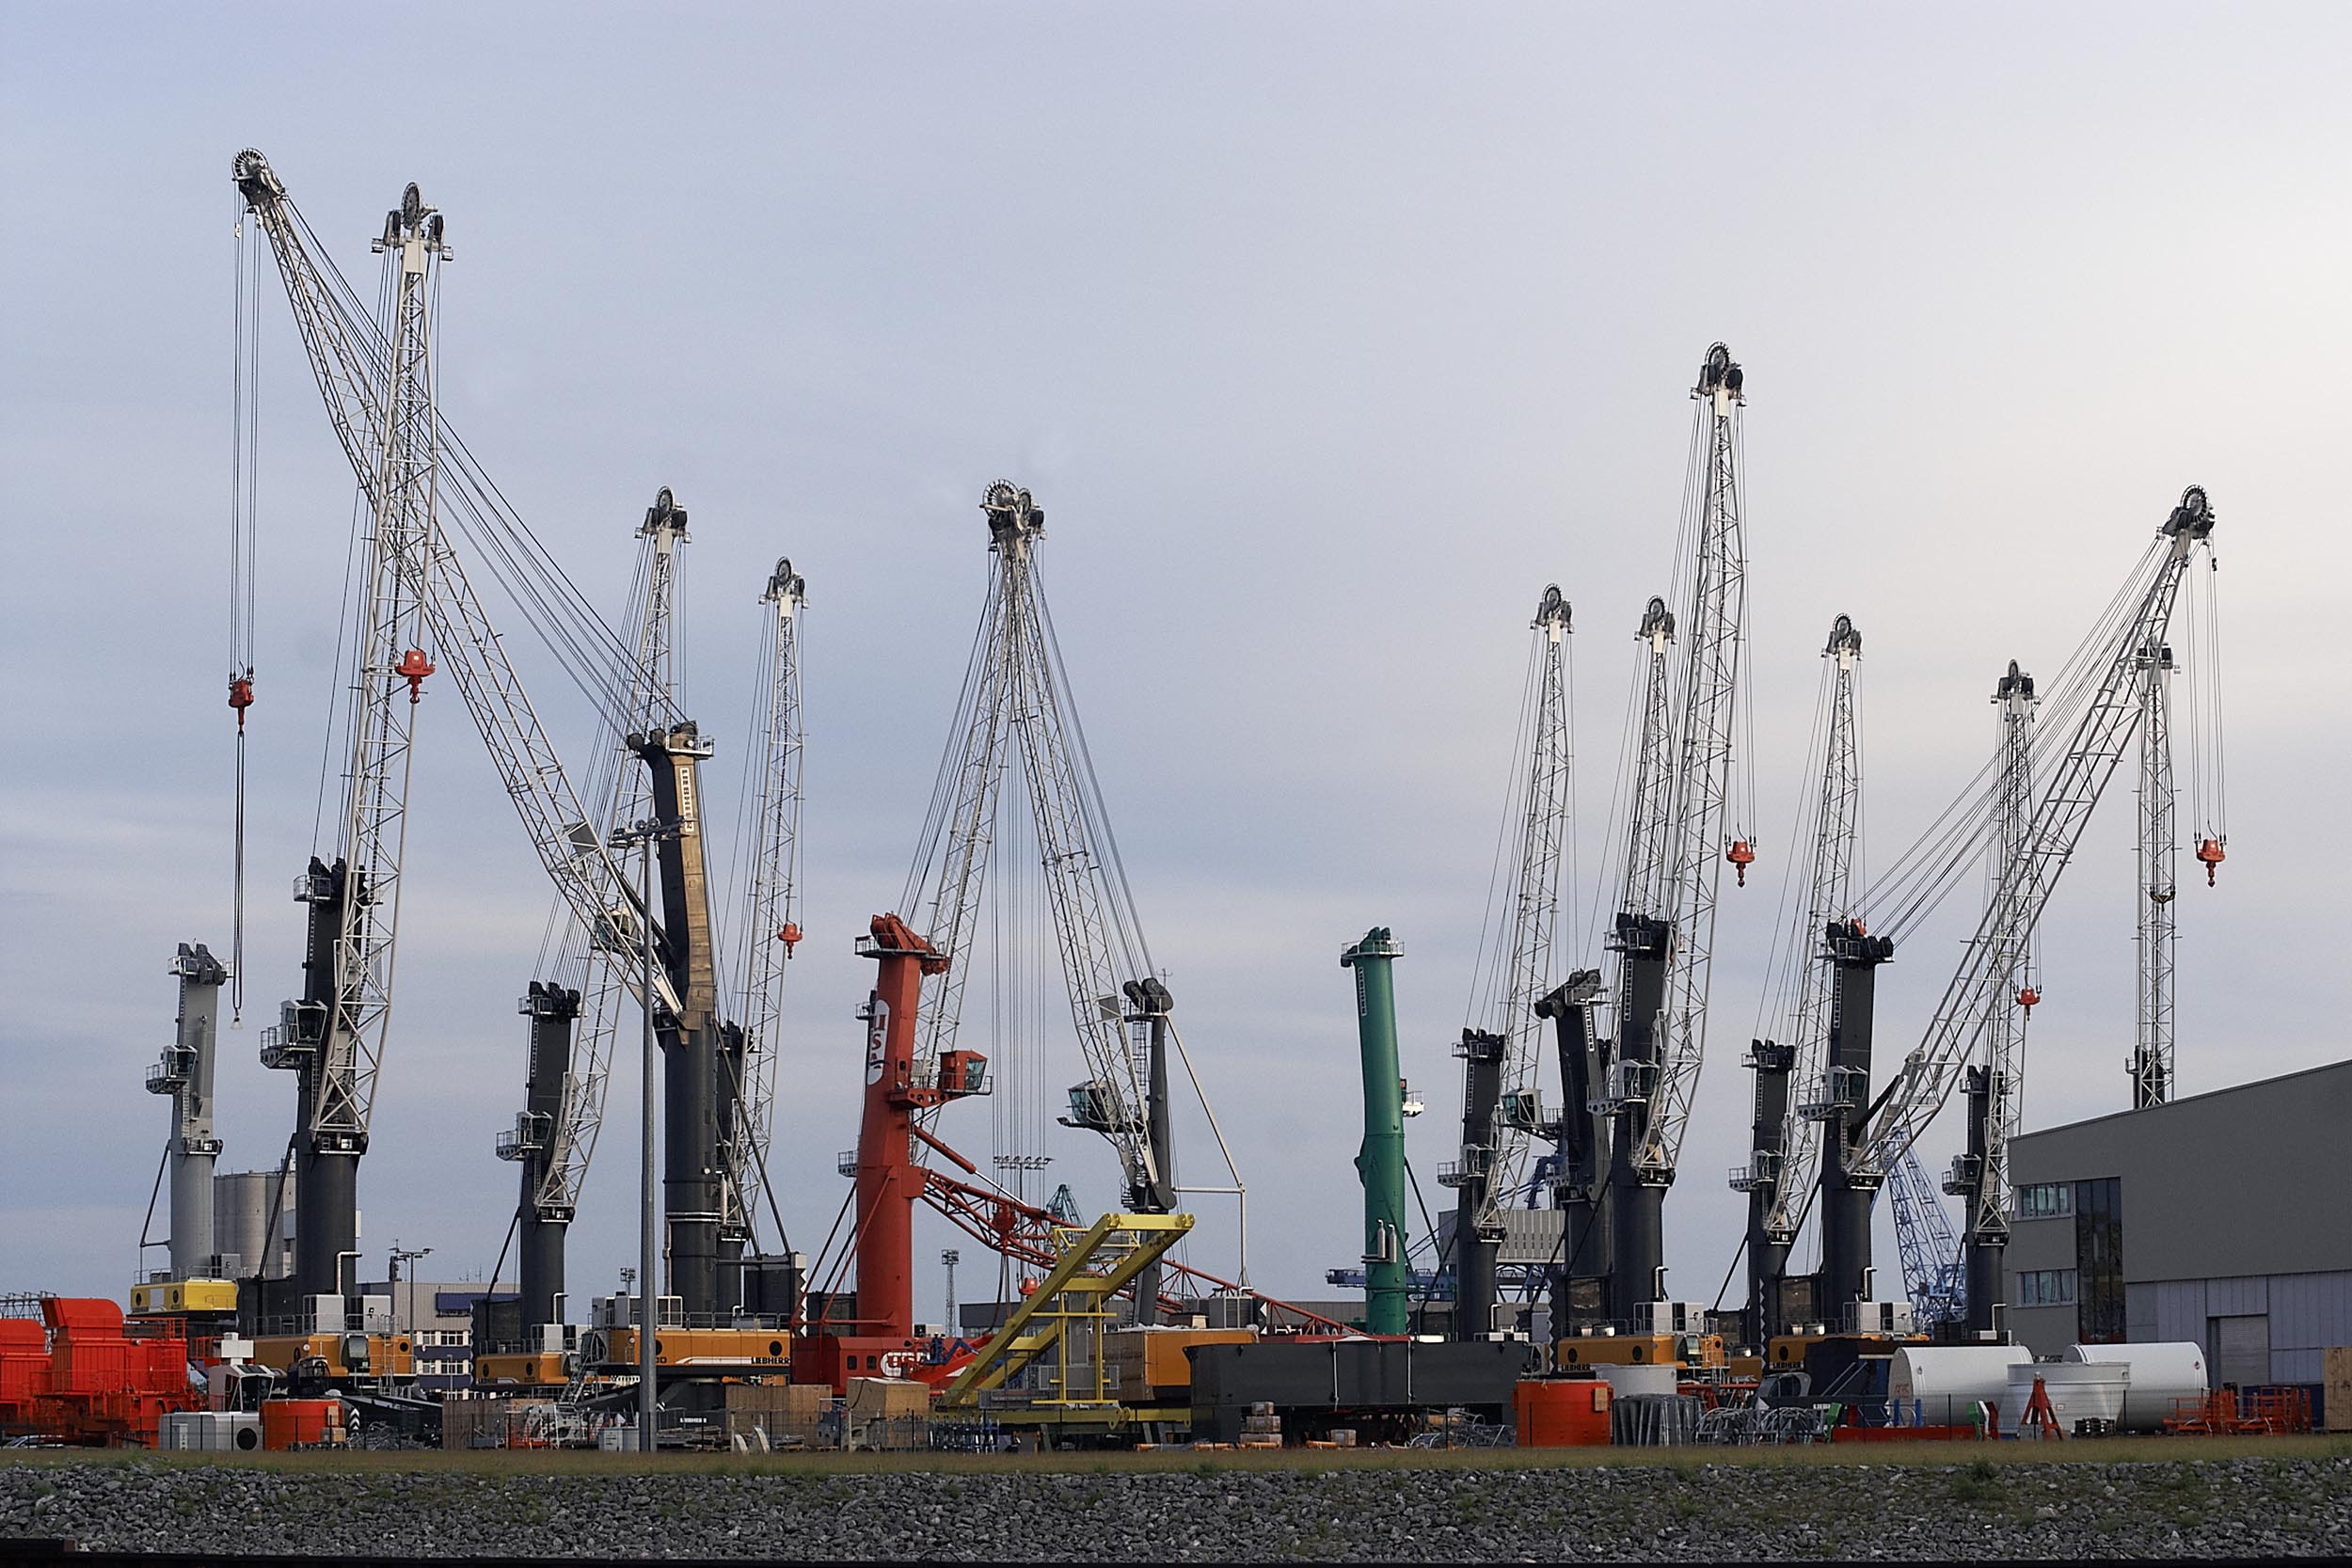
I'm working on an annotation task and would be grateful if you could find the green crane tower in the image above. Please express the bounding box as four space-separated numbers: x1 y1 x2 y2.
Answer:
1343 927 1410 1335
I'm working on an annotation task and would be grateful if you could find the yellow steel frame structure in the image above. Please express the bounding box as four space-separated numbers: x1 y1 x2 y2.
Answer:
936 1212 1193 1412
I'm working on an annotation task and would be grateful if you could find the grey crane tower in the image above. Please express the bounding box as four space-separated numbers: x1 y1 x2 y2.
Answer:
148 943 230 1282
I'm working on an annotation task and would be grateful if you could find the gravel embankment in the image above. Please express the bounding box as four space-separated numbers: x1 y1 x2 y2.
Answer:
6 1450 2351 1560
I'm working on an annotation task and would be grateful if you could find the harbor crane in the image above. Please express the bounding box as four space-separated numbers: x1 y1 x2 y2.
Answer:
1443 585 1575 1338
727 556 807 1281
1940 657 2040 1334
898 486 1188 1296
1853 489 2220 1331
1601 343 1754 1324
1732 613 1876 1339
245 162 447 1302
231 150 683 1312
1883 1144 1966 1325
824 482 1250 1377
499 488 695 1324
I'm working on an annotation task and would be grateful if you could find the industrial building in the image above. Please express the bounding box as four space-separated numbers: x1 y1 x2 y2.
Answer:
2007 1058 2352 1392
356 1278 518 1391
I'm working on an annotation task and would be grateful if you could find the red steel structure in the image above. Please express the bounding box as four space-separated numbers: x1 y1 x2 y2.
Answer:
0 1298 199 1447
794 916 986 1392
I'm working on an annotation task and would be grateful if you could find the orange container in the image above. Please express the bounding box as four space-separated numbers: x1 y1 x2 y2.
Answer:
1515 1376 1613 1447
261 1399 343 1449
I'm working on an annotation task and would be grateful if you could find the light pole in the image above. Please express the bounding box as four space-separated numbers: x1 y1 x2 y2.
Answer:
612 816 680 1454
941 1249 960 1337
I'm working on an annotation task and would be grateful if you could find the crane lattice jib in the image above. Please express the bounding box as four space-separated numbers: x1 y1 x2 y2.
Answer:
1639 347 1749 1175
908 485 1158 1195
1005 544 1155 1184
913 569 1016 1073
727 557 807 1227
2134 639 2176 1110
1885 1145 1964 1323
1473 588 1575 1238
1971 659 2037 1242
1856 488 2216 1186
233 150 684 1151
235 153 440 1147
533 495 691 1220
1617 596 1677 930
1762 617 1864 1243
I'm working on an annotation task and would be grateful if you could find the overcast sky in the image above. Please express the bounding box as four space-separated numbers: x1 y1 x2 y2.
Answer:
4 4 2347 1322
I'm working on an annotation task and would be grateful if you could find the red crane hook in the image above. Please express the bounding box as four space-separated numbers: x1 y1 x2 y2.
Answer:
2195 837 2226 887
1726 839 1756 887
228 672 256 732
394 648 436 705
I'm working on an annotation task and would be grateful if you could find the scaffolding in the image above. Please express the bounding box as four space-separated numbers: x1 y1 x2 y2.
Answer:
934 1212 1192 1413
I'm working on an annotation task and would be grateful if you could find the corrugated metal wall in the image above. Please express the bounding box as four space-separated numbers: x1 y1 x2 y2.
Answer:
2133 1269 2352 1385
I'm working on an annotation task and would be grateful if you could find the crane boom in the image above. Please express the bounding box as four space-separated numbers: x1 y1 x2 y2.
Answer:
727 557 807 1243
1858 487 2217 1183
1616 596 1677 928
903 484 1162 1202
2131 637 2177 1108
237 154 441 1172
1885 1145 1964 1323
1643 342 1751 1176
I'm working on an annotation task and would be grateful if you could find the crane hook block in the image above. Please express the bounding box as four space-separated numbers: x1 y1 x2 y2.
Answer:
395 648 436 705
2017 986 2041 1013
228 673 256 731
1726 838 1756 887
779 922 803 950
2196 837 2225 886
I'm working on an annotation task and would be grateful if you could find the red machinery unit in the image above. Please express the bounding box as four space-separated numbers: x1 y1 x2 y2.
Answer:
0 1320 49 1433
1 1298 201 1446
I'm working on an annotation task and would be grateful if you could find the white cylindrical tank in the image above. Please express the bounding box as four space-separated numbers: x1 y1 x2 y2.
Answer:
1596 1363 1677 1398
2000 1361 2130 1434
2065 1342 2208 1432
1887 1345 2032 1424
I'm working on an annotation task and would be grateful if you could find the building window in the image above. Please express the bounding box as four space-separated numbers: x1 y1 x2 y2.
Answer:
2017 1182 2073 1219
2074 1176 2125 1343
2018 1269 2076 1307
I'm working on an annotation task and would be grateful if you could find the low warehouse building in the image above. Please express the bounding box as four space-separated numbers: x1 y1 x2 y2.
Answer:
2005 1058 2352 1407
